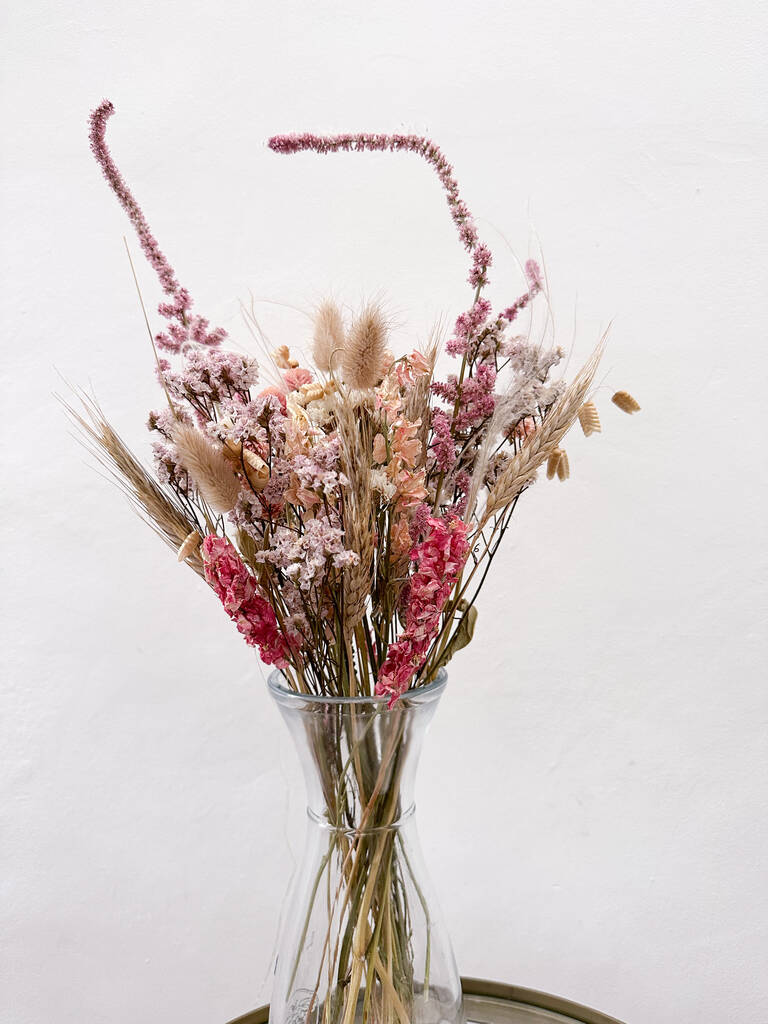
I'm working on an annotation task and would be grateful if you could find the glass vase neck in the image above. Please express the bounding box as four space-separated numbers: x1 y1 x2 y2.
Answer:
267 670 447 835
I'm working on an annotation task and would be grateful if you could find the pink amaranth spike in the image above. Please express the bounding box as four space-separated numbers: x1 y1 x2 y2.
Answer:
88 100 226 351
267 131 493 289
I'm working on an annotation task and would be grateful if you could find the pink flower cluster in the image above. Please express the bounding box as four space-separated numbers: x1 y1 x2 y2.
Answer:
159 349 260 409
432 363 496 432
445 298 492 357
500 260 542 324
89 101 226 350
201 535 292 667
430 408 456 472
267 131 489 282
376 515 470 705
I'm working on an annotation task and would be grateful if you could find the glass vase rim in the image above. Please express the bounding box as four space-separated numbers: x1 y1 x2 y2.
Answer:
267 667 448 707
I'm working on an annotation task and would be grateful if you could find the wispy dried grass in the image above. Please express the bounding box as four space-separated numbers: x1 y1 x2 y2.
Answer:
480 339 605 527
313 300 345 374
63 393 206 578
172 423 242 513
342 302 389 390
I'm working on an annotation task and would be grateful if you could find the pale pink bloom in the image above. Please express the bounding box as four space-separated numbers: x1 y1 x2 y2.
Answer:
390 515 412 557
372 433 387 463
391 468 428 507
283 367 313 391
258 385 288 412
393 351 432 388
390 417 422 469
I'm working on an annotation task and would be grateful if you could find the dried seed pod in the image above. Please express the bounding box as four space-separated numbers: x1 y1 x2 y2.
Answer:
222 439 269 492
177 530 202 563
578 400 601 436
271 344 299 370
546 448 563 480
241 448 269 491
556 449 570 481
296 381 325 405
612 390 641 414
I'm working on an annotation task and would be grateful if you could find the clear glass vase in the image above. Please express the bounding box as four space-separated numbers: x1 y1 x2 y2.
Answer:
268 669 464 1024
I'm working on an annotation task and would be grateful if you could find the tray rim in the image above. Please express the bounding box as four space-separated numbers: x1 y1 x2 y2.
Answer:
226 975 627 1024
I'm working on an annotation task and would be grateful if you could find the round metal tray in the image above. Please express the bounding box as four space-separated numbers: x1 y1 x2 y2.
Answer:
227 976 626 1024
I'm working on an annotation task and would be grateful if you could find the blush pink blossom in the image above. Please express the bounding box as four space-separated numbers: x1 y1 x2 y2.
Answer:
283 367 313 391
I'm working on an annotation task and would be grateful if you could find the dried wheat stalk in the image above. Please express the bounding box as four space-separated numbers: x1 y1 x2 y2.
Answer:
335 396 375 636
64 394 206 578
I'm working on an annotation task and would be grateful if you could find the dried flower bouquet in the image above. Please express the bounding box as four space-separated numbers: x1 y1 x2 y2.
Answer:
76 102 638 1024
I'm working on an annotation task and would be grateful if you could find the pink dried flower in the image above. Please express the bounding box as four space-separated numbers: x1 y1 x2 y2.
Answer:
268 131 492 291
256 518 359 591
201 535 293 667
468 243 493 288
376 515 470 704
430 408 456 473
373 433 387 463
88 101 226 349
283 367 313 391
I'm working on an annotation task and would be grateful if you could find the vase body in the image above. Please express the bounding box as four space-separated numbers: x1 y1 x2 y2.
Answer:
268 670 463 1024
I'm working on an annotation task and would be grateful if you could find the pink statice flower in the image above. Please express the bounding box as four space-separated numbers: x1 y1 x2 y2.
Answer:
201 535 293 667
255 518 359 591
376 515 470 705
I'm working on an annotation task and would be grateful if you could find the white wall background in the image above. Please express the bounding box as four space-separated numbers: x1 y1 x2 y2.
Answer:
2 2 766 1022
